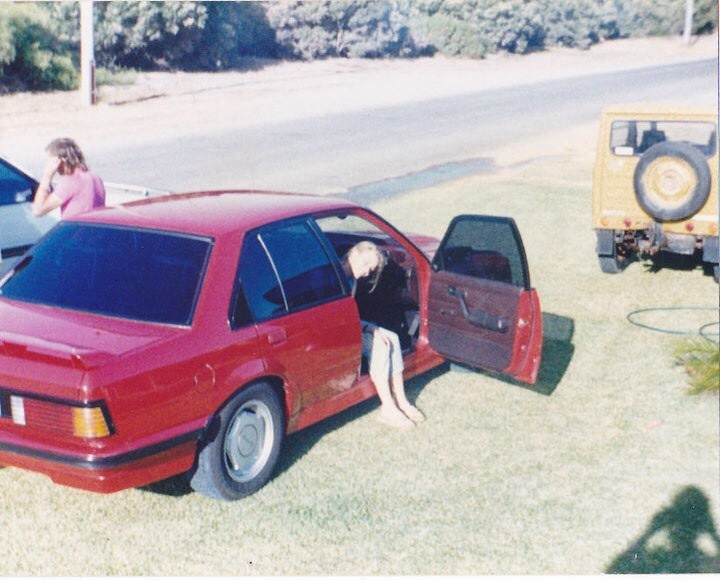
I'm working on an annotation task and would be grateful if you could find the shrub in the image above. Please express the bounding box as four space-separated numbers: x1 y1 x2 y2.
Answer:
0 3 77 92
193 1 278 69
693 0 719 34
617 0 717 37
409 11 486 57
93 1 208 70
266 0 416 60
673 338 720 395
94 66 137 88
543 0 603 49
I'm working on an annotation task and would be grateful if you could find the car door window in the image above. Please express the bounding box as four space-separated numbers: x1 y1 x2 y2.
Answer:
238 232 286 321
0 159 35 206
428 214 542 384
240 220 344 322
432 215 530 289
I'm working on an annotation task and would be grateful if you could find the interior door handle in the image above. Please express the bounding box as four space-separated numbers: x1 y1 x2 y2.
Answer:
449 286 509 333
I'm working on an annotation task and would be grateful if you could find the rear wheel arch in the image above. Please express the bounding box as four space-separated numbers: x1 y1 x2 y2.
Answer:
188 377 288 501
214 373 291 429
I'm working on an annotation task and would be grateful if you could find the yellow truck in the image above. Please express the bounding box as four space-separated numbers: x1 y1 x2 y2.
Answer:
592 105 718 282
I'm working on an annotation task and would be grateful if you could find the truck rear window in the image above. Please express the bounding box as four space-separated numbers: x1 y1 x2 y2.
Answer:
610 120 716 157
0 222 212 326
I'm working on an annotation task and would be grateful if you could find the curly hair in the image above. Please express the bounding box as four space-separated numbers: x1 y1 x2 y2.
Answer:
45 138 88 172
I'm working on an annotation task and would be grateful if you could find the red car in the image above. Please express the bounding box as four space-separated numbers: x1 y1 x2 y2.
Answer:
0 191 542 500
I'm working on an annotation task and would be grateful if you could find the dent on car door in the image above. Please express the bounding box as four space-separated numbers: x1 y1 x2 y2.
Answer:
427 215 543 384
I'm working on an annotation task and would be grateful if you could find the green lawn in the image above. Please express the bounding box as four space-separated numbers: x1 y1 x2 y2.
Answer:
1 154 718 575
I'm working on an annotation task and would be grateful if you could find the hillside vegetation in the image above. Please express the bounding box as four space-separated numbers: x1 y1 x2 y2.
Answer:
1 0 717 92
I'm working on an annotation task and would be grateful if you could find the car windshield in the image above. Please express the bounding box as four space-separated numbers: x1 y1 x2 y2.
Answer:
0 222 212 325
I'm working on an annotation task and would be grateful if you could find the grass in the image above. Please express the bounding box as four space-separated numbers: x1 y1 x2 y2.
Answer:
0 152 718 575
95 67 138 87
674 337 720 395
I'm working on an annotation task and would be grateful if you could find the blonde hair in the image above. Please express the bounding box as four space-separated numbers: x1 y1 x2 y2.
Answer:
349 241 387 293
45 138 88 172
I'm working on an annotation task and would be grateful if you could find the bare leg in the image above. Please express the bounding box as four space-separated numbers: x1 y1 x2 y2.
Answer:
391 372 426 423
370 330 414 429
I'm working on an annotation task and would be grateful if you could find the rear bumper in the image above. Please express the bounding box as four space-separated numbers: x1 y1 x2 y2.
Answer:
0 428 202 494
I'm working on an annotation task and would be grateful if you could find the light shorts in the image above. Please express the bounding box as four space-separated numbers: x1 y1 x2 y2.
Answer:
362 323 404 382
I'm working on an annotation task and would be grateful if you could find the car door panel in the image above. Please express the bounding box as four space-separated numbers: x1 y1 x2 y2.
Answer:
240 220 361 427
259 296 360 408
428 215 542 384
429 272 519 371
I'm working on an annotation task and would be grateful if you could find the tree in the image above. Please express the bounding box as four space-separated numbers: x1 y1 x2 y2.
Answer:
266 0 415 59
93 1 208 69
0 3 77 91
193 1 278 69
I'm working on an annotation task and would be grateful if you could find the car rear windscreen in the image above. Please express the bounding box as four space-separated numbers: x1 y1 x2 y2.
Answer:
0 222 212 325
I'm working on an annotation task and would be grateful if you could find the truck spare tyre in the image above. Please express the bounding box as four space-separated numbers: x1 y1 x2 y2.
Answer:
633 141 711 222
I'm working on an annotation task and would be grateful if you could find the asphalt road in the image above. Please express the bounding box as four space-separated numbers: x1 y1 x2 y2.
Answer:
94 58 717 196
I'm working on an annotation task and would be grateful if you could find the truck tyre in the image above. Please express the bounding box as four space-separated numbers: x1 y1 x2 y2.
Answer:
596 230 630 274
634 141 711 222
599 255 623 274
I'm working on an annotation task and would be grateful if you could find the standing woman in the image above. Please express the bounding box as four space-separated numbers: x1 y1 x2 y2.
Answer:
343 241 426 430
32 138 105 219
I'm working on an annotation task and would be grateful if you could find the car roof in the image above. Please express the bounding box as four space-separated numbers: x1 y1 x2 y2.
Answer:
74 190 361 237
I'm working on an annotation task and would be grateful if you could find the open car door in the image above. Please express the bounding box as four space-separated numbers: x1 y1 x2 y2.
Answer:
427 215 542 384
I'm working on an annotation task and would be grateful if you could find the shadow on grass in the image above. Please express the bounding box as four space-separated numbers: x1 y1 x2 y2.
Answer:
642 250 711 277
139 365 447 498
606 486 720 574
274 364 446 479
139 473 194 498
140 313 574 498
451 312 575 396
535 312 576 395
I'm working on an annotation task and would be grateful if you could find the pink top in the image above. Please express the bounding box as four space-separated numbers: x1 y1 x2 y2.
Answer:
53 169 106 219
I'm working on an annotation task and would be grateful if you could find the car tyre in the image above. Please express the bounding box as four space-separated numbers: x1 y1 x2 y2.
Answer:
189 382 284 501
633 141 711 222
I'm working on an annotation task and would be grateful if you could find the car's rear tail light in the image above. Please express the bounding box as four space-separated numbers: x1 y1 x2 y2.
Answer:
2 394 112 439
72 407 111 438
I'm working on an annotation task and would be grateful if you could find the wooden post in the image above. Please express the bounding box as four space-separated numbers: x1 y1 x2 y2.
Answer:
683 0 695 45
80 0 96 106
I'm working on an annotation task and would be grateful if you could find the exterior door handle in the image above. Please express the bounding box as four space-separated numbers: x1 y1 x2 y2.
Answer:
265 328 288 345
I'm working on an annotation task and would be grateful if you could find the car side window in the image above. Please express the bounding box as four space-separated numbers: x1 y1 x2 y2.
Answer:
238 233 286 322
0 159 35 207
238 220 344 323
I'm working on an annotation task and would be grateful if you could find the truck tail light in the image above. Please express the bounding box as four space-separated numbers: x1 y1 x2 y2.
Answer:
4 395 112 439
